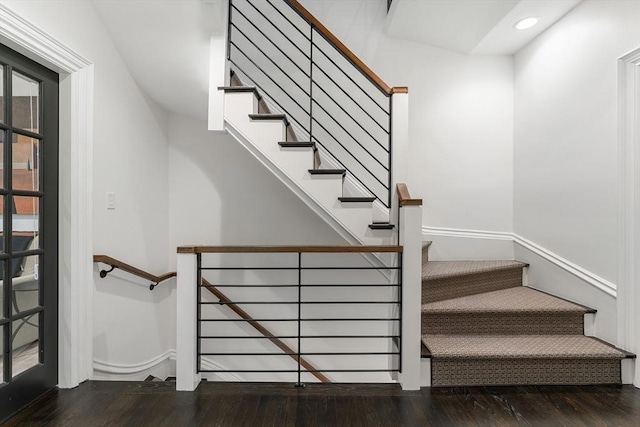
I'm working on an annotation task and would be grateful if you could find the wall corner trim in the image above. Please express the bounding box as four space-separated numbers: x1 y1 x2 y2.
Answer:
512 234 616 297
0 2 95 388
421 225 617 297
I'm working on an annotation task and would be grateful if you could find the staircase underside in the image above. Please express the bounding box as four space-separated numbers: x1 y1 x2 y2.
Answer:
421 258 631 387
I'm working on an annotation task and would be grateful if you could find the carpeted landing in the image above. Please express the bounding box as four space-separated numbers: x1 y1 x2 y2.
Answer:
421 245 629 386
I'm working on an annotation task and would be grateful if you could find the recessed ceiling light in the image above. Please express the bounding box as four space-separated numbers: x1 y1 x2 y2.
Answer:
514 17 538 30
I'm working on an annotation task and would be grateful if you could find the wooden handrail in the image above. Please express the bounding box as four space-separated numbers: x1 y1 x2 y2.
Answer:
92 254 330 382
178 245 403 254
396 183 422 207
201 279 330 383
286 0 406 96
93 255 176 290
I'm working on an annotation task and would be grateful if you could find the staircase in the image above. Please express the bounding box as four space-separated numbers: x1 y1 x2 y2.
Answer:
421 243 634 386
219 0 406 246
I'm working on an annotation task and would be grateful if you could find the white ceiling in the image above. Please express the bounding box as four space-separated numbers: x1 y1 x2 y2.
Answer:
91 0 582 122
386 0 582 55
92 0 225 121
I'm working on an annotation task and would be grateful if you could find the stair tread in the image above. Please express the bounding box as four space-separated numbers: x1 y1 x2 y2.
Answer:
339 197 376 202
422 335 626 359
309 169 346 175
422 287 589 314
218 86 257 92
369 223 395 230
278 141 314 147
249 113 287 120
423 260 527 281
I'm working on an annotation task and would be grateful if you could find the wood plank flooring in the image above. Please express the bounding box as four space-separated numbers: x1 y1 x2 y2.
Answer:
3 381 640 426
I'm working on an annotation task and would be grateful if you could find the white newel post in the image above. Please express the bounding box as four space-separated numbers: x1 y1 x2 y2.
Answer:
390 91 409 205
399 200 423 390
176 252 201 391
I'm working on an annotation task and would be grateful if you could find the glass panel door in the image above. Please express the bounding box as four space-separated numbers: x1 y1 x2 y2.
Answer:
0 43 58 422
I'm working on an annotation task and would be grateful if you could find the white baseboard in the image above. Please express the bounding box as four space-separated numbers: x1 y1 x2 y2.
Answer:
93 350 176 381
422 226 514 260
420 358 431 387
513 234 616 297
422 226 617 298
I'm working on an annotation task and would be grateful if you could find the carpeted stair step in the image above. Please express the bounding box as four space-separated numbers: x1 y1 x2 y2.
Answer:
423 334 627 386
422 287 591 335
422 260 527 303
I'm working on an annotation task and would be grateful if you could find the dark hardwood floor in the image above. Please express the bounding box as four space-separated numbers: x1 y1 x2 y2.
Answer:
3 381 640 426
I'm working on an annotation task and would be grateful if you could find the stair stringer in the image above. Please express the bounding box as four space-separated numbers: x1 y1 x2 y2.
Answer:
223 91 394 247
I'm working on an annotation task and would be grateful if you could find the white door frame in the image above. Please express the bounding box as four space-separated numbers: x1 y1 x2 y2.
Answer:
0 3 94 388
618 47 640 387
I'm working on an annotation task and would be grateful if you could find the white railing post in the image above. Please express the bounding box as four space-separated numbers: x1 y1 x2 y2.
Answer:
208 0 229 131
390 90 409 204
398 188 423 391
176 252 201 391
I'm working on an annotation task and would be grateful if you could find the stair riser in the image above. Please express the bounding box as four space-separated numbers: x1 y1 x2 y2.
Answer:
422 312 585 335
431 358 621 387
423 267 523 303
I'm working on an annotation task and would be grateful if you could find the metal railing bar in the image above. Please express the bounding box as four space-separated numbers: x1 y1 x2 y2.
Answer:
200 284 299 288
297 369 400 373
200 318 400 322
232 4 311 79
197 369 398 373
301 335 400 339
265 0 310 41
201 266 397 271
200 352 400 356
312 88 389 160
312 103 389 173
231 24 311 98
244 0 311 60
312 41 389 111
306 133 389 206
312 61 389 134
200 335 400 339
200 301 400 305
388 95 393 213
230 44 310 119
229 60 310 135
200 336 301 339
199 283 401 288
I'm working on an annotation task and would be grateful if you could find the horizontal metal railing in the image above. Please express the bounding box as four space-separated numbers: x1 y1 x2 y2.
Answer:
228 0 399 207
188 245 403 386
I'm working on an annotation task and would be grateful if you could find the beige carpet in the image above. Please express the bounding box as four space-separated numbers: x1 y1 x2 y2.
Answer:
421 255 628 386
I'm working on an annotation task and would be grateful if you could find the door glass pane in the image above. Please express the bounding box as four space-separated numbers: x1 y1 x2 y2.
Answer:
0 131 4 189
12 312 40 377
0 260 4 317
11 255 39 315
12 196 39 242
12 71 39 134
0 325 4 383
0 66 4 123
12 133 39 192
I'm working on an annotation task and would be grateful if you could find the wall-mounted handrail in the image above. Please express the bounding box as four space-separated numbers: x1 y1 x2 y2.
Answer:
93 255 176 290
201 278 330 383
93 254 330 382
396 183 422 207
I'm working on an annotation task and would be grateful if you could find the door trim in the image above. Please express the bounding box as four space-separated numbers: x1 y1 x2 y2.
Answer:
0 3 94 388
618 47 640 387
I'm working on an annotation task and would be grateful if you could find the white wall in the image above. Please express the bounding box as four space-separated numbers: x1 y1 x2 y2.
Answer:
514 0 640 342
300 0 514 259
514 0 640 284
167 114 345 250
0 0 173 375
